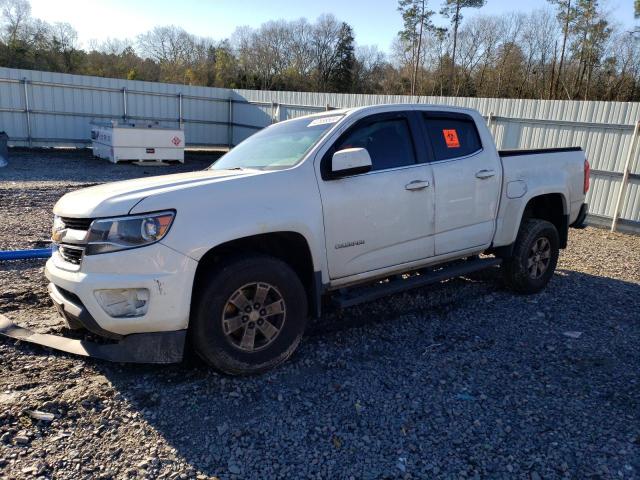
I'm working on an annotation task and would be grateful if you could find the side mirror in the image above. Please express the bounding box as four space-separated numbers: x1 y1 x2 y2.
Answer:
331 148 372 178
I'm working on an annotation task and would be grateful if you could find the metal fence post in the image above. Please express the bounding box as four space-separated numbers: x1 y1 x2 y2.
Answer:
271 102 277 124
178 93 183 129
122 87 127 122
22 78 32 148
611 120 640 232
227 97 233 148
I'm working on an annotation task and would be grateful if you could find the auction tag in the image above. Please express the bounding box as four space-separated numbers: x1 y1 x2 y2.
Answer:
443 129 460 148
308 115 342 127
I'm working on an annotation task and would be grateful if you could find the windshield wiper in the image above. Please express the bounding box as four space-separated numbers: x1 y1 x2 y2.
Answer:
227 166 266 171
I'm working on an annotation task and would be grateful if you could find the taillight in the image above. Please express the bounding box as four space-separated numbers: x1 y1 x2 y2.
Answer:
584 158 590 194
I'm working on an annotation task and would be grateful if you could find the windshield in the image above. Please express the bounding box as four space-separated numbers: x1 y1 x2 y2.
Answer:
211 114 343 171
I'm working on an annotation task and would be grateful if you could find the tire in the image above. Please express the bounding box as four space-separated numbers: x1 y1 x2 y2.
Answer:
190 254 308 375
502 219 560 294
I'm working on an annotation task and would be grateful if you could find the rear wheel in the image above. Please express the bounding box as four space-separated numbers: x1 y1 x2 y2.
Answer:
502 219 559 294
191 255 308 375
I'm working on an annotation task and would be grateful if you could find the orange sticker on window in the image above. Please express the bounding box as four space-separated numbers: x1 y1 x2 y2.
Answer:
443 129 460 148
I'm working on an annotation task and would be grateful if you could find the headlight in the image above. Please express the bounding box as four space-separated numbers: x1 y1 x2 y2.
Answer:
85 211 175 255
52 215 65 238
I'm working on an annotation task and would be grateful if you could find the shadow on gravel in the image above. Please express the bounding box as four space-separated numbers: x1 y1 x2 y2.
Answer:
80 268 640 478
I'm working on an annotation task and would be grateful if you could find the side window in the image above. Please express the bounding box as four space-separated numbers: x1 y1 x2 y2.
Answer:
422 113 482 161
334 117 416 171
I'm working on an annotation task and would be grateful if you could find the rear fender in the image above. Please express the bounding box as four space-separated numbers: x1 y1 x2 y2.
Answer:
493 187 568 248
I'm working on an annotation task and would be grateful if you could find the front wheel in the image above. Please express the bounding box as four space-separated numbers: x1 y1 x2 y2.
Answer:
502 219 560 294
191 255 308 375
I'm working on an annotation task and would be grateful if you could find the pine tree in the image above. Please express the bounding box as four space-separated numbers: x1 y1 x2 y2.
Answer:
547 0 577 99
398 0 435 95
440 0 486 93
570 0 610 99
330 22 355 92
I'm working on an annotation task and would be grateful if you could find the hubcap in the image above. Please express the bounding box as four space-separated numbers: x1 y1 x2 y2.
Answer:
222 282 286 352
527 236 551 279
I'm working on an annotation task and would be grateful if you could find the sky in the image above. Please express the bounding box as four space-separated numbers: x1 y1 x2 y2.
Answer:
29 0 636 52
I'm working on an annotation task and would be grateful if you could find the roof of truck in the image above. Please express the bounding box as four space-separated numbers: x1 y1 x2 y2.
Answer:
301 103 479 119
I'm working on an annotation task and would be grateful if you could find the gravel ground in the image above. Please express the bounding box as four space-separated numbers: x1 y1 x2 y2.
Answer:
1 150 639 479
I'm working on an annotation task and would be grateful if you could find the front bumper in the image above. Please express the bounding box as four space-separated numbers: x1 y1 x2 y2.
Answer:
0 313 185 363
45 242 198 336
48 282 120 339
0 241 198 364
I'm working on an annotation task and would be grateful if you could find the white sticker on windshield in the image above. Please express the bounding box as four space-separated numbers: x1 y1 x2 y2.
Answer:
307 116 342 127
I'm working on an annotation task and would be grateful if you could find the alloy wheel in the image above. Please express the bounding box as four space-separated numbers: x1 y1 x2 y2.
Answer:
527 237 551 279
221 282 286 352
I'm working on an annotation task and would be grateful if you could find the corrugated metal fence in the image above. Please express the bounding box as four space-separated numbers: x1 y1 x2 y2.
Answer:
1 67 639 232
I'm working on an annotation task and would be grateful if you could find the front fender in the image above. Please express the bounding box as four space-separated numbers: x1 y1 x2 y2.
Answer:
130 163 326 277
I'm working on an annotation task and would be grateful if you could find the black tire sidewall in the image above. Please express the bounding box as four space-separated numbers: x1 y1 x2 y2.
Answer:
191 256 308 374
507 219 560 293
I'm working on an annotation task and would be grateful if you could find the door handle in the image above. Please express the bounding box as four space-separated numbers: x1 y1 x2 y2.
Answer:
476 169 496 179
405 180 430 191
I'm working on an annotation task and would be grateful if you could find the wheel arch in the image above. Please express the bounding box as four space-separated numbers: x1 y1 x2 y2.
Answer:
520 193 569 248
192 231 321 319
493 191 569 256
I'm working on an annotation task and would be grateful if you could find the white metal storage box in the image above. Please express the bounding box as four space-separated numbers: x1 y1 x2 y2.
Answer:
90 122 185 163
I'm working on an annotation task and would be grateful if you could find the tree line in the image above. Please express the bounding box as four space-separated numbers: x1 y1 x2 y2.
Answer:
0 0 638 101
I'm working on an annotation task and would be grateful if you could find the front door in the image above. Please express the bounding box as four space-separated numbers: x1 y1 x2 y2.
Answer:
318 112 436 280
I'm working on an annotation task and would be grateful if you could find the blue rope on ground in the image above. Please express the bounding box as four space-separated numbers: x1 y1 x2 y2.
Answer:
0 248 52 261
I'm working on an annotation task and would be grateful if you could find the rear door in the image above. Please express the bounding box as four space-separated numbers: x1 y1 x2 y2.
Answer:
419 111 501 256
317 111 436 279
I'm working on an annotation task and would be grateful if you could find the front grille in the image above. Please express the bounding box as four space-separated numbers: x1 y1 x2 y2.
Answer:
60 217 93 231
59 245 84 265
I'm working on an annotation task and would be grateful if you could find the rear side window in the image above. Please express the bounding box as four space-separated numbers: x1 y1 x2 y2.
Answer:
334 118 416 171
421 113 482 161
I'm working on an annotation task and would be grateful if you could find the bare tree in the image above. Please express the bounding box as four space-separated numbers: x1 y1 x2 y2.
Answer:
311 14 343 91
137 26 201 83
94 38 135 56
521 9 558 98
51 22 77 50
288 19 315 79
0 0 638 101
244 20 294 89
460 15 501 96
0 0 30 43
47 22 79 72
353 45 387 92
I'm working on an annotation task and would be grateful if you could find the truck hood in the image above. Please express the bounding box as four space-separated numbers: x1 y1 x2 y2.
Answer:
54 169 251 218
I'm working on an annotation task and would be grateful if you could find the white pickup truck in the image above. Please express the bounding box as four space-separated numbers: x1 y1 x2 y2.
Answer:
0 104 590 374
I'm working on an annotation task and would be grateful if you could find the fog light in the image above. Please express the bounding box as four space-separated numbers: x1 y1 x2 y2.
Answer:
94 288 149 318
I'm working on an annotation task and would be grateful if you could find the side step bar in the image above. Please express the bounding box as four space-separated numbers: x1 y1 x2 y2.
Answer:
332 257 502 309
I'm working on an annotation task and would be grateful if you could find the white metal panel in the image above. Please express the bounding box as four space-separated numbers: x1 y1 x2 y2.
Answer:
0 67 231 148
0 67 638 228
622 179 640 222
